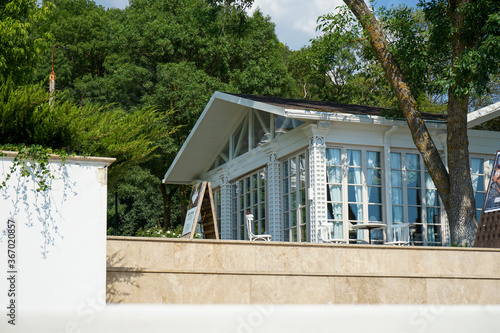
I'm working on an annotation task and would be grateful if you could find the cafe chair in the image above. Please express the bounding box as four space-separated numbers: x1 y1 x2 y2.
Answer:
320 222 346 244
386 223 410 245
246 212 271 241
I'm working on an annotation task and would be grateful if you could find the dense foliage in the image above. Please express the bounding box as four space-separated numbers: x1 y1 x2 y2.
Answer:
2 0 499 238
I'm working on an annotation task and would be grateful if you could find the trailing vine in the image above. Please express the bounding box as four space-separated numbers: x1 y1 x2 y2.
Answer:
0 145 70 192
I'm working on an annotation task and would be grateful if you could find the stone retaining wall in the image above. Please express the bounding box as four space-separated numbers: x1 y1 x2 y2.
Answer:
107 236 500 304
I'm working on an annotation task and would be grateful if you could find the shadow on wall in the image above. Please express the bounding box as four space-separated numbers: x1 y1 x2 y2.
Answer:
106 250 143 303
0 161 78 258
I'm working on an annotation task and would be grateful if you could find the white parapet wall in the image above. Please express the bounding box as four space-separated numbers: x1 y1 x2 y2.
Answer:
0 152 114 320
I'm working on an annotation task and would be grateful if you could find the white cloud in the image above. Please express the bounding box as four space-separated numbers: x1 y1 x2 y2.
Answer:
249 0 344 50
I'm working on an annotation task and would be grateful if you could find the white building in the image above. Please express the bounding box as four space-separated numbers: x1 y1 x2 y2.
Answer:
163 92 500 246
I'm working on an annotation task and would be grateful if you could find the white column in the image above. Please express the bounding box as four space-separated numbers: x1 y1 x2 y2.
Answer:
267 151 281 241
383 125 398 242
218 169 232 240
308 134 327 243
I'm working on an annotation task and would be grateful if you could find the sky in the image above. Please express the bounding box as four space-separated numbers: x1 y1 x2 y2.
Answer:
95 0 420 50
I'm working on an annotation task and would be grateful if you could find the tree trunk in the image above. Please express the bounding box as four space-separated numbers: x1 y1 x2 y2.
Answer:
343 0 477 245
159 183 178 230
445 0 478 245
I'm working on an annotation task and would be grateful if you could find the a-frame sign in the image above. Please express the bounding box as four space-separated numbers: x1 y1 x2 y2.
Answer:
181 181 219 239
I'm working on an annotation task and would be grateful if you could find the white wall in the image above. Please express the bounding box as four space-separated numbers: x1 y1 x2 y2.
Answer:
0 154 113 313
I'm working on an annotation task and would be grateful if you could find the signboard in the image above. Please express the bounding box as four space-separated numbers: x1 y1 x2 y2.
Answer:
483 151 500 213
474 150 500 248
181 181 219 239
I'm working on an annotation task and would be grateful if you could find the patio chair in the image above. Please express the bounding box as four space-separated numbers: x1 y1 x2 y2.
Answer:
386 223 410 245
319 222 346 244
245 212 271 241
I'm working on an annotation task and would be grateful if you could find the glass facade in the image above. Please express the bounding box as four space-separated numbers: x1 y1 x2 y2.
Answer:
282 153 307 242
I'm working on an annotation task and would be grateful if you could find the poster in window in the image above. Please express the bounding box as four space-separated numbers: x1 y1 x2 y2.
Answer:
484 151 500 213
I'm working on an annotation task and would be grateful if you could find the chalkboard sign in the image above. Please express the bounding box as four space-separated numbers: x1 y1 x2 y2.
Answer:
181 181 219 239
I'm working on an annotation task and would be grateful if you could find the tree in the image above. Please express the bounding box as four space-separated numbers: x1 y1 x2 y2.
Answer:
0 0 53 84
0 79 174 188
336 0 500 245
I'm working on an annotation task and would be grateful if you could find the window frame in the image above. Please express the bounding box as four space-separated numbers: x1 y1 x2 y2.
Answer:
230 168 268 240
325 146 384 243
281 151 308 242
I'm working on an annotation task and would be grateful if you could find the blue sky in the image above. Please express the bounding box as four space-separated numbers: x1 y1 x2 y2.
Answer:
95 0 420 50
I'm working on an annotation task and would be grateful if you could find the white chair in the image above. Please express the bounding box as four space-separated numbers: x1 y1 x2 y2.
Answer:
320 222 346 244
246 213 271 241
386 223 410 245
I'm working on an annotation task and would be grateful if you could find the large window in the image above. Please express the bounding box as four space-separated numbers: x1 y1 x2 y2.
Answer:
390 152 443 246
326 147 383 243
282 153 307 242
231 169 267 240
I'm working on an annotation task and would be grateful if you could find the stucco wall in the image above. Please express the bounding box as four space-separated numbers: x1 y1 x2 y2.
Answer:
0 153 113 310
107 237 500 304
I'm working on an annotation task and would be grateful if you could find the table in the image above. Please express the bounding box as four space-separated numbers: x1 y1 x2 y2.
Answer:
350 223 387 244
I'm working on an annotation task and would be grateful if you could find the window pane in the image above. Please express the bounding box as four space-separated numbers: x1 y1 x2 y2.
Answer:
391 170 402 187
367 151 380 168
299 154 306 171
392 188 403 205
283 161 289 178
472 175 484 192
426 190 439 207
427 207 441 224
407 171 421 187
300 189 306 206
283 179 289 194
408 189 421 206
291 192 297 209
290 158 296 177
368 187 381 203
283 195 289 211
393 206 404 222
368 205 382 221
348 168 362 184
326 148 341 165
327 166 342 183
425 173 435 189
328 185 342 202
348 185 363 202
408 206 421 223
283 212 289 229
471 158 483 174
391 153 401 169
253 110 270 147
299 172 306 189
347 150 361 167
328 203 343 220
348 204 363 221
475 192 485 210
406 154 420 170
367 169 381 185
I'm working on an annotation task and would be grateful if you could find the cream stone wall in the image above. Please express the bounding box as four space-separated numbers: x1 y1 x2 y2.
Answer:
107 237 500 304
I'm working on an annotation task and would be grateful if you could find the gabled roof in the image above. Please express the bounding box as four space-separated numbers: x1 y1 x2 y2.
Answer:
229 93 447 121
467 101 500 128
163 92 286 184
163 92 471 185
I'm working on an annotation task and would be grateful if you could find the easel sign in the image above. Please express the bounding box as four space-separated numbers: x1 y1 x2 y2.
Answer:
181 181 219 239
